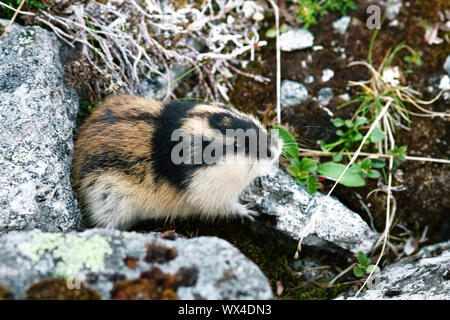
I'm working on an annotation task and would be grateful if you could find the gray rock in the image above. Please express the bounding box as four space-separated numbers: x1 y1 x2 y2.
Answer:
439 75 450 91
317 88 334 104
281 80 308 108
332 16 351 35
280 28 314 52
321 69 334 82
242 168 378 254
305 75 314 84
341 241 450 300
427 75 450 103
0 21 80 233
384 0 402 20
0 229 273 300
445 55 450 75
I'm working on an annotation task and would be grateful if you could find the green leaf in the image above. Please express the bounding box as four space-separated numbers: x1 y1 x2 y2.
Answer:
370 128 386 143
371 158 386 169
336 129 345 137
361 158 372 170
353 265 365 277
317 162 366 187
302 162 318 174
287 165 300 177
265 28 277 38
301 157 319 165
367 169 381 179
350 163 362 174
366 265 381 274
332 118 345 127
295 177 307 186
333 151 343 162
338 97 365 109
290 158 302 168
353 132 363 141
298 171 309 180
344 120 352 128
357 251 371 267
354 117 367 127
319 140 328 151
307 175 320 194
273 125 299 159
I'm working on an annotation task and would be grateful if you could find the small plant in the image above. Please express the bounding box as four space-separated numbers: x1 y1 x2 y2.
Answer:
0 0 46 19
265 24 287 38
275 125 322 193
275 125 385 192
353 251 380 277
404 51 423 67
389 146 407 168
319 116 386 152
77 100 99 119
293 0 356 29
287 157 321 194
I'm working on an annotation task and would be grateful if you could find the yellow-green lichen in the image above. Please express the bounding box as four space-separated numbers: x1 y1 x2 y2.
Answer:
19 233 113 278
17 29 36 45
11 147 33 164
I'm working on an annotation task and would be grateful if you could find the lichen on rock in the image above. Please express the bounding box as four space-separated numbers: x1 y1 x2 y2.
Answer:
0 20 80 233
19 233 113 278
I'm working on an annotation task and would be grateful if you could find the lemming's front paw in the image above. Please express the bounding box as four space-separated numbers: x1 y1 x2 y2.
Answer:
232 202 260 222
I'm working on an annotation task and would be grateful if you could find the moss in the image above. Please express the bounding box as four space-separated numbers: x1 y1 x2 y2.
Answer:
144 242 178 263
25 278 102 300
282 283 353 300
124 257 139 270
0 285 14 300
110 267 195 300
18 232 113 279
132 218 311 297
132 217 356 299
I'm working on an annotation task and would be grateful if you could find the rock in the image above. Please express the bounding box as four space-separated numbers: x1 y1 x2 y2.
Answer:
427 75 450 103
242 168 378 254
317 88 334 105
0 21 80 233
439 75 450 91
0 229 273 300
341 241 450 300
280 28 314 52
332 16 351 35
338 93 351 101
280 80 308 109
383 0 402 20
321 69 334 82
305 75 314 84
444 55 450 75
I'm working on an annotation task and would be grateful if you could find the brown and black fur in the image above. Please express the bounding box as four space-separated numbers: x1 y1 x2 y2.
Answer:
72 94 281 229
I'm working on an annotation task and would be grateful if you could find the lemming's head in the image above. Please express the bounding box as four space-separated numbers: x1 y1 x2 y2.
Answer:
168 101 282 170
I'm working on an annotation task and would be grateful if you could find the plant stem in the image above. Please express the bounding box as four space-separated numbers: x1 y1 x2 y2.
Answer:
267 0 281 125
298 148 450 164
0 0 26 39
